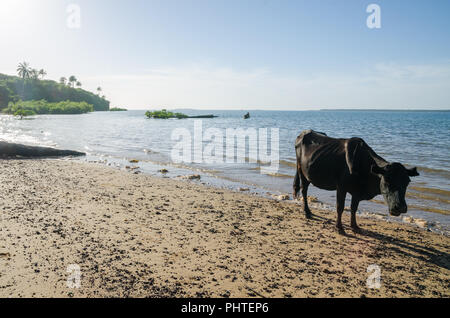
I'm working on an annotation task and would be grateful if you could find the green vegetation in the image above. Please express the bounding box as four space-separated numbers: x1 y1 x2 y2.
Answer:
145 109 188 119
3 100 94 115
0 62 109 111
110 107 128 112
14 109 36 119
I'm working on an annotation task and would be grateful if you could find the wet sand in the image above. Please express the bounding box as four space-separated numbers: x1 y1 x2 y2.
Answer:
0 159 448 298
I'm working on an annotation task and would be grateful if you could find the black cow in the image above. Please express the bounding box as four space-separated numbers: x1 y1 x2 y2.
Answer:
293 130 419 235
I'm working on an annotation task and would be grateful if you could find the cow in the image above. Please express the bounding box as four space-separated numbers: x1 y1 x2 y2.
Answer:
293 130 419 235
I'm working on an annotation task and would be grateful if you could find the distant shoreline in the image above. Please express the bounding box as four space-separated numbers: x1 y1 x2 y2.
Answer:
118 108 450 112
320 109 450 112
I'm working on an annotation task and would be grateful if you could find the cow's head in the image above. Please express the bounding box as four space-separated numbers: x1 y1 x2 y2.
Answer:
371 163 420 216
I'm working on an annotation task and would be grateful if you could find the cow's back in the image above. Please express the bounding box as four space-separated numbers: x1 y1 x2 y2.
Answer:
295 130 347 190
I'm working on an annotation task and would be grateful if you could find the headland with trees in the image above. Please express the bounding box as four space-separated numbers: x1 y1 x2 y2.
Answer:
0 62 110 117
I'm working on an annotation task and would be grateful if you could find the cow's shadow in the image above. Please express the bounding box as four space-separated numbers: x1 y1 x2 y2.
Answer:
306 212 450 270
359 228 450 270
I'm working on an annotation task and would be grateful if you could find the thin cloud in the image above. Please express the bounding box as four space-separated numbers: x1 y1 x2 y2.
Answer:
82 62 450 110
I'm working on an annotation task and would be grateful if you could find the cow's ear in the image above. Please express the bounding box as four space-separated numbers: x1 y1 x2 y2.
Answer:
371 164 386 176
407 167 420 177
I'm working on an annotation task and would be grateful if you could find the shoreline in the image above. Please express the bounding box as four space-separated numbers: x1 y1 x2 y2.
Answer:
79 154 450 236
0 159 448 298
2 110 449 225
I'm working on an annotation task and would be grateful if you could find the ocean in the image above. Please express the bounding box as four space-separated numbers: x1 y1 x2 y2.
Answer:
1 109 449 231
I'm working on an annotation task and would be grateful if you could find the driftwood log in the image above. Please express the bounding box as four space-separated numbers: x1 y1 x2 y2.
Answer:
0 141 85 158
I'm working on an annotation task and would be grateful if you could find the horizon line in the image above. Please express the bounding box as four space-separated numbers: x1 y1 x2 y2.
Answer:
122 108 450 112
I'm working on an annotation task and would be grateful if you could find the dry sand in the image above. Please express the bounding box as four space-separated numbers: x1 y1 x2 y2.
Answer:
0 159 448 298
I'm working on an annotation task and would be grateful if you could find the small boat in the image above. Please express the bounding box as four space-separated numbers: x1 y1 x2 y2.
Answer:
244 112 250 119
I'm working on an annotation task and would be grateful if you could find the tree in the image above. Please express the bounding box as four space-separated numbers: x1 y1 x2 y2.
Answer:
76 81 82 88
30 69 40 80
0 73 110 111
68 75 77 88
59 77 67 85
17 62 31 79
14 108 36 119
97 87 102 96
38 69 47 79
17 62 32 98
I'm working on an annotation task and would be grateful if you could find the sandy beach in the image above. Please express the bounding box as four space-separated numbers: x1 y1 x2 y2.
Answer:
0 159 448 298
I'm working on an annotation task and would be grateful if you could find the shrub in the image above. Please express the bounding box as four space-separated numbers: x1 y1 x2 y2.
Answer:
3 100 94 115
14 109 36 118
145 109 188 119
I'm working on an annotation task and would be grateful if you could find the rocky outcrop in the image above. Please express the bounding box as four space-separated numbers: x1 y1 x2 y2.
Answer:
0 141 85 158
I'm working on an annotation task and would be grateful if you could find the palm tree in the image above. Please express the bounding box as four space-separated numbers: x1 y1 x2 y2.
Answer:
17 62 32 98
68 76 77 88
38 69 47 79
59 77 67 85
76 81 82 88
97 87 102 96
30 69 39 80
17 62 31 79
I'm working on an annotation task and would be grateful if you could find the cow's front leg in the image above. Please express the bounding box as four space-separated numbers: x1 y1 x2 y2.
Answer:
336 189 346 235
351 196 362 233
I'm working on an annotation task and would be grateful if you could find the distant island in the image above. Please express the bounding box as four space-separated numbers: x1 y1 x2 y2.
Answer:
0 62 110 115
110 107 128 112
145 109 218 119
146 109 188 119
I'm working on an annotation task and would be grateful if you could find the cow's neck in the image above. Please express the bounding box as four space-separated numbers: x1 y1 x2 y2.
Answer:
368 147 389 168
358 172 382 200
364 148 387 199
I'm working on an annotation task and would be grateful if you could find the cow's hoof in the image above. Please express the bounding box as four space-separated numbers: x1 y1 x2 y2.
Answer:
337 226 346 235
352 226 362 234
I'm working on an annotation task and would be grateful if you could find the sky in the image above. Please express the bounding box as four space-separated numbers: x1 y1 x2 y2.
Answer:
0 0 449 110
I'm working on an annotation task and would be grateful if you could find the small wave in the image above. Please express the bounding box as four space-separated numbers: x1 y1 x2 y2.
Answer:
408 205 450 216
266 172 293 179
409 186 450 197
370 198 450 216
279 160 296 168
406 191 450 205
249 167 293 179
143 148 160 155
414 166 450 178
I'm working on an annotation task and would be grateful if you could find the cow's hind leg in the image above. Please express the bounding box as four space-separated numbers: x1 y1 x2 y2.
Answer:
350 196 362 233
336 189 346 235
293 170 300 199
300 173 312 218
